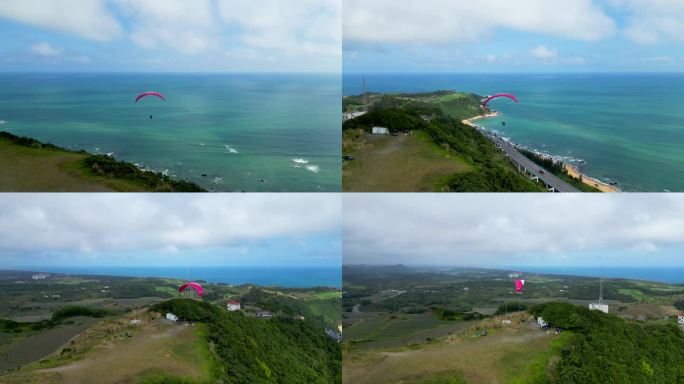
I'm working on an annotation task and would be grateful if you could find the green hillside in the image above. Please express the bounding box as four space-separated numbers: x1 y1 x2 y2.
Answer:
342 92 545 192
152 299 341 384
0 131 204 192
531 302 684 384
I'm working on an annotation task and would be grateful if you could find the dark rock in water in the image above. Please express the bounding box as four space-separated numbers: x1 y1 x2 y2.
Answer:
201 174 208 177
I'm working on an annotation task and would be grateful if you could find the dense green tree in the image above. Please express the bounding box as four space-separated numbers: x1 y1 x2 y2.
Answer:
152 299 341 384
530 302 684 383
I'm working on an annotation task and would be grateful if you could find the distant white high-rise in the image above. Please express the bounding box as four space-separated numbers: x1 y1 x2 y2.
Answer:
678 313 684 326
32 273 49 280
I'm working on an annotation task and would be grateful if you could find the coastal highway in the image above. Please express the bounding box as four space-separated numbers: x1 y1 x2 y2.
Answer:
476 128 580 192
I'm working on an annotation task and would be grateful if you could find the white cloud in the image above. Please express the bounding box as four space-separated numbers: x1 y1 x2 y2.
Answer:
217 0 341 57
0 0 341 71
29 42 61 56
0 194 341 254
0 0 122 41
114 0 217 54
343 194 684 265
530 45 558 59
564 56 587 65
640 56 674 63
344 0 616 45
69 55 93 64
610 0 684 44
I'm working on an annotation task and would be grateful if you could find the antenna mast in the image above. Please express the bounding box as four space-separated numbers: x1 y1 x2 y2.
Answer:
599 267 604 305
362 74 368 111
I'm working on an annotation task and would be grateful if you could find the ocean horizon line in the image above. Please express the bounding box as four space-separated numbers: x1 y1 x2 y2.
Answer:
2 266 342 288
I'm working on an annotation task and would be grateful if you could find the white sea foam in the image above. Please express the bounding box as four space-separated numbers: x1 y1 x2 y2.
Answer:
0 120 6 125
305 165 320 173
292 158 309 164
213 177 223 184
225 145 238 154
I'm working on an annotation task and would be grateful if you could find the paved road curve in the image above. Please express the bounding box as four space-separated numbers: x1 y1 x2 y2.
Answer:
477 128 580 192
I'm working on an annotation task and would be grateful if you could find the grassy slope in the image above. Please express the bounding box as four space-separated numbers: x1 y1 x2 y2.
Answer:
0 310 212 384
0 138 117 192
0 132 204 192
343 314 566 384
343 130 471 192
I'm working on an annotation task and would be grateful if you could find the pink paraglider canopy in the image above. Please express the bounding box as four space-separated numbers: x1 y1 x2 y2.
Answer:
179 282 204 297
482 93 518 107
514 279 525 293
135 91 166 103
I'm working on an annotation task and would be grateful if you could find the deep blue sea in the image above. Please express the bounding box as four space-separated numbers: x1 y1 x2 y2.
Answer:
509 266 684 284
0 73 341 192
17 266 341 288
343 73 684 192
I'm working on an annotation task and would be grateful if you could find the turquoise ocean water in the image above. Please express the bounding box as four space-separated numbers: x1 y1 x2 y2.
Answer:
0 73 341 192
344 73 684 192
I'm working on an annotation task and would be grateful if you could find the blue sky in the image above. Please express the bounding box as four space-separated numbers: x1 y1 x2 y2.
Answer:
344 194 684 267
0 194 341 268
0 0 340 73
344 0 684 73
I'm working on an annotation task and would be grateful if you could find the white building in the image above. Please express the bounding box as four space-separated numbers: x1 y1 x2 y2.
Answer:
589 274 608 314
678 313 684 325
589 303 609 314
166 313 178 321
227 300 241 311
343 111 367 121
32 273 49 280
372 127 389 135
537 317 548 328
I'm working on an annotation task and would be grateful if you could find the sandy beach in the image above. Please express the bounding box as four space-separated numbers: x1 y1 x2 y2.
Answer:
564 164 620 192
463 112 620 193
462 111 501 127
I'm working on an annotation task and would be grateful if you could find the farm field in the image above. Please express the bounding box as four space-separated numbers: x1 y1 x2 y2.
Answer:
342 265 684 384
0 270 342 383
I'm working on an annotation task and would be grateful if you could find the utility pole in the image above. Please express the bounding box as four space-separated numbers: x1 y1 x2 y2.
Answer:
599 267 604 305
362 74 368 111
